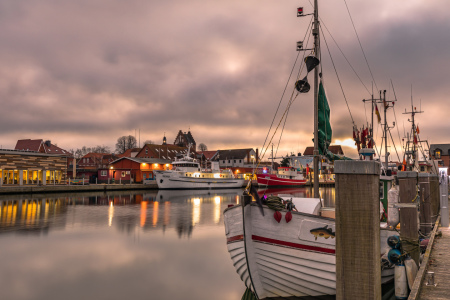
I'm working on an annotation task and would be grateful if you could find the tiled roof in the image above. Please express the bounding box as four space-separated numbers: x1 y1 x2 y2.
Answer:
15 139 43 152
303 145 344 156
117 148 142 158
198 150 217 161
430 144 450 156
137 144 188 160
15 139 72 156
212 149 253 161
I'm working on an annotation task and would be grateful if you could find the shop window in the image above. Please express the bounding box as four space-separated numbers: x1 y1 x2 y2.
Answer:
121 171 126 177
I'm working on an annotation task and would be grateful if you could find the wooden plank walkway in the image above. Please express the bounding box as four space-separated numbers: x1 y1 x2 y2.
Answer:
417 211 450 299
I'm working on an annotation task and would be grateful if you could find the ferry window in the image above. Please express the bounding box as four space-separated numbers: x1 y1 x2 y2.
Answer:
228 160 230 163
223 160 225 163
420 166 425 172
234 160 236 163
379 182 384 199
239 160 242 163
435 150 441 159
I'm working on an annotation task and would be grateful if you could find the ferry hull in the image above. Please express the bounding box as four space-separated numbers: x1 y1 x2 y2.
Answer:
256 174 307 187
224 203 396 299
155 172 244 189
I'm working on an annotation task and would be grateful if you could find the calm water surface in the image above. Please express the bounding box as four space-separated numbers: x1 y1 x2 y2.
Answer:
0 187 335 300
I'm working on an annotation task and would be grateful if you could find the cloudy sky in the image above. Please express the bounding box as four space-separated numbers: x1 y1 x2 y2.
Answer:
0 0 448 159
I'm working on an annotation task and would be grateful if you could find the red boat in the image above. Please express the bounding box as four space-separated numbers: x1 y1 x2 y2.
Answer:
256 167 308 187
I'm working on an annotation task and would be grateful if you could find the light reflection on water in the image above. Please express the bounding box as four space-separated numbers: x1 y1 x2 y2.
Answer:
0 187 335 300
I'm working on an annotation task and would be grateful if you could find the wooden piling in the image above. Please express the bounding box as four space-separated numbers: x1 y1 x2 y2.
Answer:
397 171 420 266
419 173 432 235
335 160 381 300
429 175 440 224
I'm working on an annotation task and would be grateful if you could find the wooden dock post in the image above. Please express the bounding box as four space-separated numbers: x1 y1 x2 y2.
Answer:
419 173 432 235
397 171 420 266
335 160 381 300
429 174 440 224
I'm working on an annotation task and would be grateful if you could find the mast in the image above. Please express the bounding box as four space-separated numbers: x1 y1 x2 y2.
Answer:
383 90 389 171
313 0 320 198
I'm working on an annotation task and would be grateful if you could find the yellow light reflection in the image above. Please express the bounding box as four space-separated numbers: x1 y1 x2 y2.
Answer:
140 201 147 227
108 202 114 227
192 198 200 226
214 196 221 224
152 202 159 227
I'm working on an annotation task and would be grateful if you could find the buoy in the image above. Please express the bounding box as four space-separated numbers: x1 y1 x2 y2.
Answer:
395 264 409 299
387 235 401 249
388 249 402 264
388 185 400 228
404 257 418 290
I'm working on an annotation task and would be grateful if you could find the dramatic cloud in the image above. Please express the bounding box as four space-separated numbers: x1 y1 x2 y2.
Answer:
0 0 448 159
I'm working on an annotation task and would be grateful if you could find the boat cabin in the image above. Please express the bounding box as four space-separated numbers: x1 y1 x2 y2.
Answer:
277 167 303 179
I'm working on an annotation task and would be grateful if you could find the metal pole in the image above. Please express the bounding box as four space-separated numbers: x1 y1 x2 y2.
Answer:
383 90 388 172
313 0 320 198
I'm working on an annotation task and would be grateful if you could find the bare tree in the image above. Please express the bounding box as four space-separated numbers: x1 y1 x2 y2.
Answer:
198 143 208 151
115 135 137 154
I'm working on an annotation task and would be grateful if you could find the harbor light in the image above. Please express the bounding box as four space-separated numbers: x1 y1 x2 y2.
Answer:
110 166 113 169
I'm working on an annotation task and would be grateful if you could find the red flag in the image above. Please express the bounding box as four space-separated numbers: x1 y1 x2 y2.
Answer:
416 125 420 134
375 104 381 123
413 133 418 144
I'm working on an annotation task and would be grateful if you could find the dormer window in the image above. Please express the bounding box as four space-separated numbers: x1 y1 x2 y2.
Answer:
435 150 441 159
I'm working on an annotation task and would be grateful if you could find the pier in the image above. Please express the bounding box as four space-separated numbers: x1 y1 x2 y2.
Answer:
409 200 450 299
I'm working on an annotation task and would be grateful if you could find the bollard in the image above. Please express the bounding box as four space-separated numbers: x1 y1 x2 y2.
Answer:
335 160 381 300
439 168 449 227
398 171 420 267
419 173 432 235
425 271 437 286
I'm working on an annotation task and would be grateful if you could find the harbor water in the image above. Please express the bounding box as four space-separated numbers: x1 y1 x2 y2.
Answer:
0 187 336 300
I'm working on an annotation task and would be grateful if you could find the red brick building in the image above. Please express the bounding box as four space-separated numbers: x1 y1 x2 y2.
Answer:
103 157 171 184
430 144 450 172
72 153 118 182
174 130 196 153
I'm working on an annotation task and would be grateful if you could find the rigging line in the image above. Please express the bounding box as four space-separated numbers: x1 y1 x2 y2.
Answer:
259 17 313 159
391 79 403 152
319 18 371 96
342 0 378 92
320 24 355 125
388 128 401 161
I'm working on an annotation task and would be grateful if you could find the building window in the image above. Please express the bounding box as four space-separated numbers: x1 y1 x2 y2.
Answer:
435 150 441 159
234 160 236 163
223 160 225 163
121 171 126 177
228 160 230 163
239 160 242 163
145 149 148 154
101 170 107 176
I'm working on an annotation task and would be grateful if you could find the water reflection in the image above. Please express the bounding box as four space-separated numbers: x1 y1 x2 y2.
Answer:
0 188 336 300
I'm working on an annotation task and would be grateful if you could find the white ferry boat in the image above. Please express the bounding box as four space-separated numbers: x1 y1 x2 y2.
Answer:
155 149 244 190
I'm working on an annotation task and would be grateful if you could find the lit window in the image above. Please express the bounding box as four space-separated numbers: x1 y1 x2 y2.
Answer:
101 170 107 176
121 171 126 177
436 150 441 159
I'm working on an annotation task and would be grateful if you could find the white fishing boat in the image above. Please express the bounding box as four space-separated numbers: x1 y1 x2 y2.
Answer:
224 197 396 299
155 147 244 189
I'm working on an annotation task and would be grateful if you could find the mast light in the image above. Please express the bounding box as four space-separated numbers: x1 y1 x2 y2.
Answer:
297 7 304 17
296 41 303 51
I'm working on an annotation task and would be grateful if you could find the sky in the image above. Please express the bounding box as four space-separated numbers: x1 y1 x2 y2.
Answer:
0 0 449 160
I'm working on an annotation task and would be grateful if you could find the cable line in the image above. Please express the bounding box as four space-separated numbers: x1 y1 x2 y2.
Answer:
343 0 379 92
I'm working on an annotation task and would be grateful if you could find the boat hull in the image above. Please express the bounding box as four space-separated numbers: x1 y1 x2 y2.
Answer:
224 203 396 299
256 174 307 187
155 172 244 189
